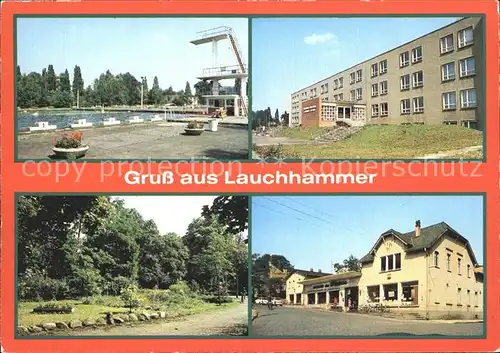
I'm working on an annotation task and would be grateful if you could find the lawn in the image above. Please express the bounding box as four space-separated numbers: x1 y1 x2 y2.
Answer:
265 125 483 159
18 290 238 328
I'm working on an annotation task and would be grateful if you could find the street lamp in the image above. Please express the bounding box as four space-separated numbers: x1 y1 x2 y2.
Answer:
140 76 145 109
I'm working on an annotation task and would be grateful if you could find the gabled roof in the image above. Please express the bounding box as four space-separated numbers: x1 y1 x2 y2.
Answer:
285 268 331 281
359 222 480 266
299 271 361 286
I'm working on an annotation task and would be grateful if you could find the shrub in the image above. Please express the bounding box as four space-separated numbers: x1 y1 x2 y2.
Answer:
202 296 233 304
19 276 69 301
186 120 203 129
120 285 141 312
106 276 132 296
253 144 299 159
67 268 102 298
52 131 84 148
33 302 74 313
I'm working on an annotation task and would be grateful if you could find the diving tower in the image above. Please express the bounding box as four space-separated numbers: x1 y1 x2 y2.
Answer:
190 26 248 117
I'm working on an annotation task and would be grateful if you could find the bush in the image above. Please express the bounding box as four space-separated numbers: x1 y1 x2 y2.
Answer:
253 144 299 159
19 276 69 301
120 285 141 312
67 268 103 298
202 296 233 304
106 276 132 296
33 302 74 313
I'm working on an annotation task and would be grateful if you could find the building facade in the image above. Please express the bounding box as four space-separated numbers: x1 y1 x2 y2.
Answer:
294 221 484 320
285 269 330 305
290 17 484 130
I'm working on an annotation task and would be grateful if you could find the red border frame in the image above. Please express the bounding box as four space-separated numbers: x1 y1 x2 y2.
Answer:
1 1 499 352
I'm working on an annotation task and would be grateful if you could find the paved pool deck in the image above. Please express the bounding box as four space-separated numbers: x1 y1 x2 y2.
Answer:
17 121 249 160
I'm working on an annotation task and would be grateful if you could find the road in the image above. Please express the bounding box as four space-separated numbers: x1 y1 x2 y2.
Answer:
65 301 248 336
251 306 483 337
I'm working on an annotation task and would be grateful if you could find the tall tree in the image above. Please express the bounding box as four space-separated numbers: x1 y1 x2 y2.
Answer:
59 69 71 92
72 65 84 103
193 80 211 104
333 254 361 273
274 108 280 123
46 64 57 91
201 196 248 235
148 76 163 106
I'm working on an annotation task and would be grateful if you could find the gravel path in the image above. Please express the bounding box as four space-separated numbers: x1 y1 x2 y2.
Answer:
66 302 248 336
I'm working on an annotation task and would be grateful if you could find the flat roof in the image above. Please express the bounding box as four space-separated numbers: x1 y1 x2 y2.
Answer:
291 16 476 95
299 271 362 285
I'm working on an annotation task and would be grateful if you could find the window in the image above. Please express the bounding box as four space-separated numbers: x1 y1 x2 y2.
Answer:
380 80 388 95
355 88 362 100
434 251 439 267
349 90 355 101
339 77 344 88
339 93 343 100
400 74 410 90
371 83 379 97
371 63 379 77
412 71 424 88
441 62 456 81
474 291 478 306
458 257 462 275
380 102 388 116
467 290 471 306
400 51 410 67
371 104 379 117
324 83 329 93
349 72 355 84
356 69 362 82
442 91 457 110
412 46 423 63
380 253 402 272
440 34 454 53
460 88 477 108
333 94 338 101
447 253 451 271
401 99 411 115
379 60 388 74
459 57 475 77
457 288 462 305
334 79 339 90
467 264 471 278
413 97 424 113
458 26 474 48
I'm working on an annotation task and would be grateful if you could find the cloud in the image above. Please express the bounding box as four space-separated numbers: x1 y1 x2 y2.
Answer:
304 32 338 45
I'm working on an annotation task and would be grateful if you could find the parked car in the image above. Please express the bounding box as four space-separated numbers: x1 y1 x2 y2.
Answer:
254 297 266 305
272 298 284 306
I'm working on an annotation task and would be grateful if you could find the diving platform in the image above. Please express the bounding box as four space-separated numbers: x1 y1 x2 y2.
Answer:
197 65 248 80
190 26 233 45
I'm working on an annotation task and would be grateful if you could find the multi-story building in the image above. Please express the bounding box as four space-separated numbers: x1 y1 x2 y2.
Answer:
291 220 484 320
290 17 483 130
285 268 330 305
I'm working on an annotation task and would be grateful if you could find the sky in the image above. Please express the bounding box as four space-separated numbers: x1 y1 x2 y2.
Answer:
17 17 248 91
252 17 463 113
114 195 217 236
252 195 484 272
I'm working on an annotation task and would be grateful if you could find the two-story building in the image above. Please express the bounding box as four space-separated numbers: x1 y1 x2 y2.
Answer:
285 269 330 305
295 220 484 320
290 17 484 130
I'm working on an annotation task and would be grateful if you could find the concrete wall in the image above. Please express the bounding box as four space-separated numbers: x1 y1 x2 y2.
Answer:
290 17 483 129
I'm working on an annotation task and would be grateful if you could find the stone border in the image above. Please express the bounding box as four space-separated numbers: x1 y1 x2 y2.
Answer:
17 310 167 336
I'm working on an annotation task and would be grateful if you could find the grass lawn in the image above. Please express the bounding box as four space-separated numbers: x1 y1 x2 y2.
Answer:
270 125 483 159
18 291 238 328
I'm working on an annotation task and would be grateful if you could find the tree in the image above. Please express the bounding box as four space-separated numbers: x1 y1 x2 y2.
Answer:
46 64 57 91
252 254 293 298
72 65 84 103
274 109 280 123
59 69 71 92
147 76 163 106
280 111 289 126
193 80 211 104
333 255 361 273
201 196 248 235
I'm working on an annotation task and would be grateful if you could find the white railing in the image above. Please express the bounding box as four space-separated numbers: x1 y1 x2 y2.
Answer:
200 65 248 77
194 26 232 40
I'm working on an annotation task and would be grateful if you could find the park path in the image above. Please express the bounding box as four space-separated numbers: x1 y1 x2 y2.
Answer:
417 145 482 159
67 301 248 336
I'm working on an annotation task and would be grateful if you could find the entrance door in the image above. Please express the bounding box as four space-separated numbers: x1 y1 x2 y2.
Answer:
411 286 418 305
345 287 359 308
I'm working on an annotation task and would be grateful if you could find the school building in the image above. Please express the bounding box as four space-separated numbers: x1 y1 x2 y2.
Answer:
289 17 484 130
286 220 484 320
